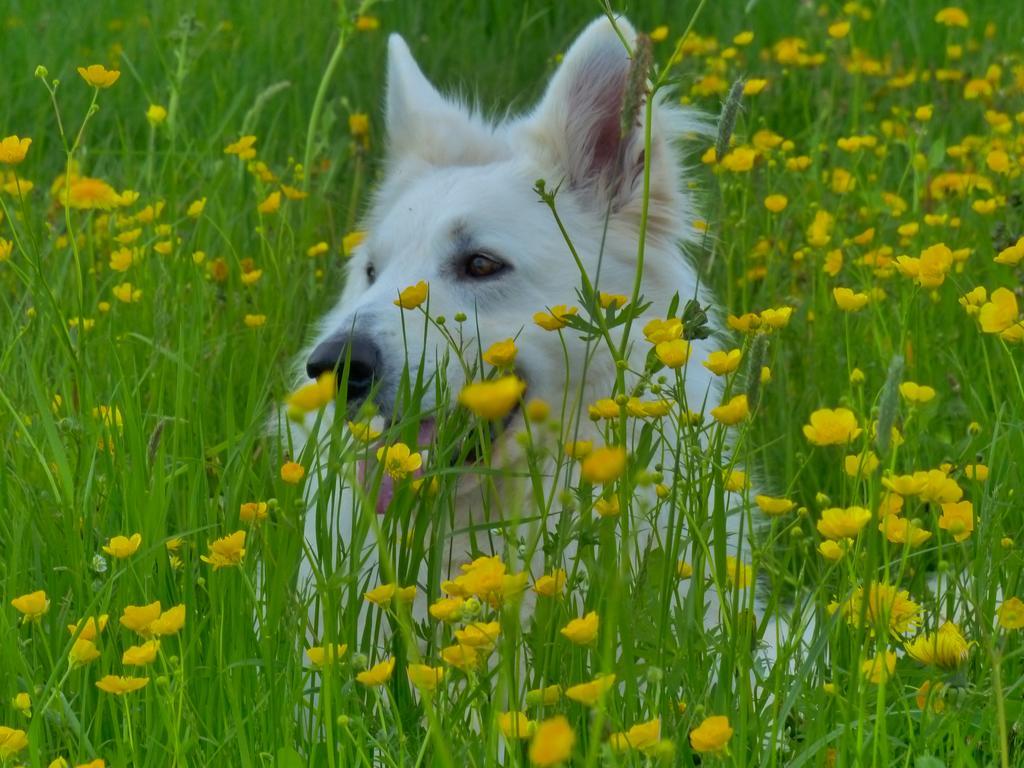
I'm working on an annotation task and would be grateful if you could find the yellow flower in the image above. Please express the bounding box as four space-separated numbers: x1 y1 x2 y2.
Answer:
609 718 661 753
534 304 578 330
839 582 921 636
108 247 136 272
256 191 281 214
0 135 32 164
394 280 429 309
934 7 969 26
62 177 120 210
482 338 517 367
987 149 1011 174
407 664 445 692
375 443 422 479
95 675 150 695
979 288 1022 337
916 680 946 713
565 673 616 706
348 420 381 442
828 20 851 38
0 726 29 759
440 643 481 671
996 597 1024 630
145 104 167 126
880 516 932 547
725 556 753 588
833 287 869 311
844 451 880 477
560 611 599 644
280 461 306 484
364 583 417 606
200 530 246 570
428 596 464 622
689 715 733 754
11 692 30 715
355 15 379 31
239 501 269 523
348 112 370 137
703 348 742 375
818 540 847 561
11 590 49 622
342 230 366 257
528 716 575 767
803 407 862 445
0 238 12 262
580 446 626 484
119 601 162 634
102 533 142 559
224 135 257 159
905 622 972 668
67 614 108 641
306 643 347 667
763 194 788 213
458 376 526 420
754 495 795 516
525 684 562 706
598 292 628 308
914 104 934 121
77 64 121 88
356 657 395 687
938 500 974 542
719 146 756 172
149 604 186 636
68 638 101 666
860 651 897 684
711 394 750 425
655 339 690 368
817 506 871 539
743 78 768 95
122 640 160 666
187 197 206 218
498 711 532 741
455 621 500 648
286 373 336 414
111 282 142 303
724 469 748 492
643 317 683 343
244 314 266 328
534 569 567 597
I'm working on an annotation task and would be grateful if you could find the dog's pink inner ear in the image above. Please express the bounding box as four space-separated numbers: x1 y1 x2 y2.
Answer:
569 58 631 190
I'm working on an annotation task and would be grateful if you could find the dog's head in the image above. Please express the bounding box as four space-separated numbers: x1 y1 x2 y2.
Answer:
304 16 705 436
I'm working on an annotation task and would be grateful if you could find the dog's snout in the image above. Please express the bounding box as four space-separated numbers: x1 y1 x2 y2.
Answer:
306 334 381 402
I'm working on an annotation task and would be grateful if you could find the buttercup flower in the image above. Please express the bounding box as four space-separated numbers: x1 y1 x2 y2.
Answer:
0 726 29 759
280 461 306 484
306 643 347 667
394 281 428 309
528 716 575 766
95 676 150 695
564 673 615 706
149 604 186 636
711 394 750 425
482 338 517 367
703 348 742 375
498 711 532 740
122 640 160 666
803 408 862 445
580 446 626 484
689 715 733 754
997 597 1024 630
609 718 661 753
534 569 567 597
200 530 246 569
938 500 974 542
11 590 49 622
356 657 395 687
102 533 141 559
407 664 445 692
560 611 599 644
458 376 526 420
120 602 162 634
0 135 31 164
375 443 422 479
817 506 872 539
534 305 578 330
77 64 120 87
655 339 690 367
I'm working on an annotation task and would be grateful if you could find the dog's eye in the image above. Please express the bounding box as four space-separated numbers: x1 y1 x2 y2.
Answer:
366 264 376 284
464 253 505 279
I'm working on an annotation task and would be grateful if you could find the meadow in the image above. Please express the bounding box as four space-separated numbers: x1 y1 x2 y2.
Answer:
2 0 1024 766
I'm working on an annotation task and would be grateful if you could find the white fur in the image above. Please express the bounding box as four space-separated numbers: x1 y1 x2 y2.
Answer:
285 17 781 666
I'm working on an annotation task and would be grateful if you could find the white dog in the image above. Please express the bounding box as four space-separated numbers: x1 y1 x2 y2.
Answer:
286 16 779 665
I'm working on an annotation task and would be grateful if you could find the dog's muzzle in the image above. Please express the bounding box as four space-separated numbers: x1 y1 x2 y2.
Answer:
306 333 381 402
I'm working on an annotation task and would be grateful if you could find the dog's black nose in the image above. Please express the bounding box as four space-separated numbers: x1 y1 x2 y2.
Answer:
306 334 381 402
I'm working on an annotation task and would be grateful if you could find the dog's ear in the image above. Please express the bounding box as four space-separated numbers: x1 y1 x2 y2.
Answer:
386 35 500 165
522 17 640 210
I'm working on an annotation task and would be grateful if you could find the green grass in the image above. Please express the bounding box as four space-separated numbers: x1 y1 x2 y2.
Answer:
2 0 1024 766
